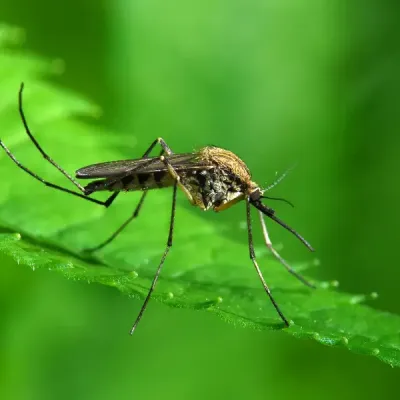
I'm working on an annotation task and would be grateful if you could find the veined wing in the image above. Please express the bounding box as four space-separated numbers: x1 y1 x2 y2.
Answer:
76 152 212 179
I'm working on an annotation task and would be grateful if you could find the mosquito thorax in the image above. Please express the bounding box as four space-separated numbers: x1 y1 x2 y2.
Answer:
199 146 252 184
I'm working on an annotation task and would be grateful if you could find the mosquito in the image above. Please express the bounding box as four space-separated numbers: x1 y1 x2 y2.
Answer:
0 83 315 334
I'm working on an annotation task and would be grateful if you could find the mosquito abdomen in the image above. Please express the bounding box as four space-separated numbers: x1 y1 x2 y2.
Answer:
84 171 175 194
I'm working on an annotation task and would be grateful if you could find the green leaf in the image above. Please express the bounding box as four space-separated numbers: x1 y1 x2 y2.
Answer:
1 24 399 368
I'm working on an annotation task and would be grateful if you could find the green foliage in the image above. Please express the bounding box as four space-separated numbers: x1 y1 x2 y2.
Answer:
1 24 399 369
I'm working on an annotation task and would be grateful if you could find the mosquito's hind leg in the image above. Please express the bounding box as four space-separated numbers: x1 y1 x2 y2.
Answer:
101 137 195 205
0 141 119 206
84 137 195 253
17 83 89 195
84 144 167 252
84 190 148 253
0 83 119 208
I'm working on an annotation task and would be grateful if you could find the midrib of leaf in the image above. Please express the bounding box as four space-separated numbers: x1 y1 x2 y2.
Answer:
0 24 400 369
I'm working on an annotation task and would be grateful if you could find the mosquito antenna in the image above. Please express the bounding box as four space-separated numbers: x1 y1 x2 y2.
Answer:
263 163 297 192
261 195 294 208
251 200 314 252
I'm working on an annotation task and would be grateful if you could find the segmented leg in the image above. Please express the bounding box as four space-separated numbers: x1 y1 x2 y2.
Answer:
258 210 315 288
85 136 195 252
84 144 167 252
246 199 289 327
130 182 178 334
0 83 118 208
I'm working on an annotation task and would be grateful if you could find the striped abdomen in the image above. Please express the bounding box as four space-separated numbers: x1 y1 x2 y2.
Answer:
84 171 175 194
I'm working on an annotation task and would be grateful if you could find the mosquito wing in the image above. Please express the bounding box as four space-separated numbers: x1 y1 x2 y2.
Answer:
76 153 212 179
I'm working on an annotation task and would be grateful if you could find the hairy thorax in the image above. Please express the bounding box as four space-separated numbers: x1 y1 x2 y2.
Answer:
179 168 246 210
179 146 258 210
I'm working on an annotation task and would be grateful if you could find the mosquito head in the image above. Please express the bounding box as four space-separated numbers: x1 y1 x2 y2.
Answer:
248 188 275 216
248 189 314 252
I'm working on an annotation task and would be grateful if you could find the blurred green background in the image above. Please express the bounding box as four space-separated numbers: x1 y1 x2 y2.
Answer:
1 0 400 399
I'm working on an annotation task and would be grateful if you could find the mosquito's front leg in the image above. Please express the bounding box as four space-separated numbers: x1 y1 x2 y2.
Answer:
245 199 289 327
258 210 315 288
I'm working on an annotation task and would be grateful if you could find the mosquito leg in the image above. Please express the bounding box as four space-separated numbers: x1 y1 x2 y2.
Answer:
141 137 170 157
17 83 90 193
85 144 168 252
258 210 315 288
102 138 169 190
0 138 120 207
130 182 177 334
246 199 289 327
101 137 195 205
152 137 195 205
0 83 120 207
84 192 148 252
